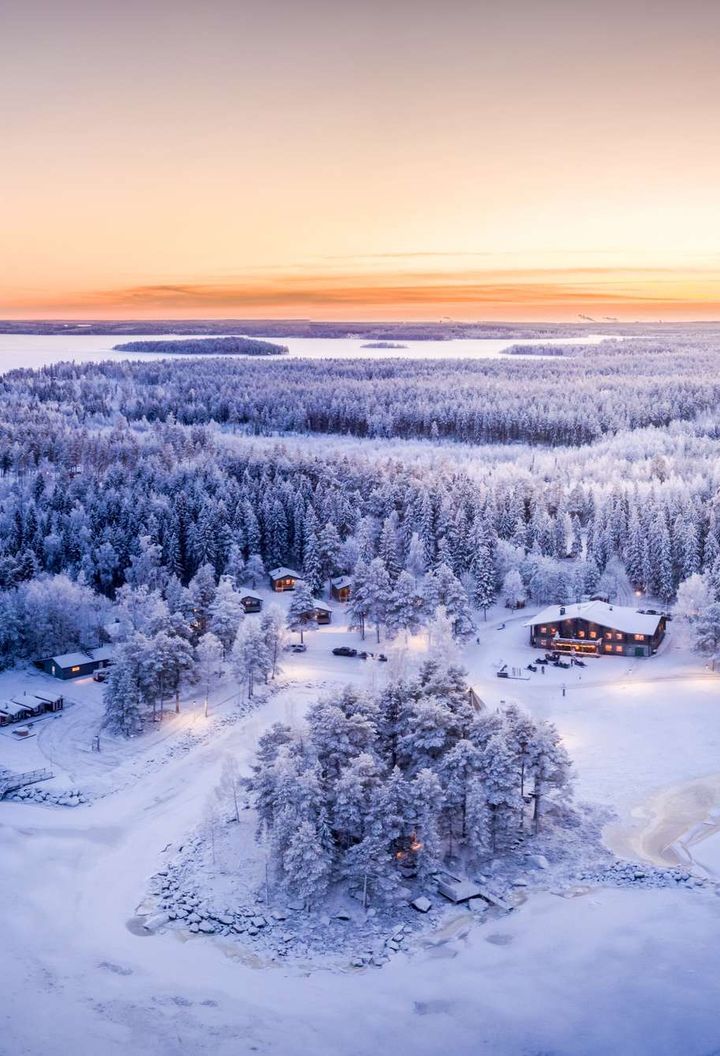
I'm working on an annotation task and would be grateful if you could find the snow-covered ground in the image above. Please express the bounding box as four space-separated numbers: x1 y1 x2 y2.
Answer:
2 598 720 1055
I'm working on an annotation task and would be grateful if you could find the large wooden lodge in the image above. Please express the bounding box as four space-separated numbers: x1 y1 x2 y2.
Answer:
526 601 666 657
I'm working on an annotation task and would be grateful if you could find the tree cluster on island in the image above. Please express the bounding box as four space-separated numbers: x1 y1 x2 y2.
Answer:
112 336 289 356
241 664 573 908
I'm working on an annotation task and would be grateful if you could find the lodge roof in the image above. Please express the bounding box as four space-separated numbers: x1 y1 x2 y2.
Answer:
44 646 115 669
240 590 263 601
526 601 663 636
268 567 301 581
331 576 352 589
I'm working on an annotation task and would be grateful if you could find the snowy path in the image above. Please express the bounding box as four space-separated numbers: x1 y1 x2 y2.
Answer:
3 675 720 1055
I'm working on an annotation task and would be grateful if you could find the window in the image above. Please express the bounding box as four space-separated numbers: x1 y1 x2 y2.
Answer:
615 645 623 653
71 666 80 673
577 630 585 638
615 632 623 640
540 626 547 633
604 630 613 639
634 634 645 641
604 644 613 652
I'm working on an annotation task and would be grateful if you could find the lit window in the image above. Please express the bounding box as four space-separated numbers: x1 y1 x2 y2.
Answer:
634 634 645 641
589 631 597 638
615 645 623 653
615 633 623 640
577 630 585 638
604 644 612 652
71 666 80 673
540 626 547 633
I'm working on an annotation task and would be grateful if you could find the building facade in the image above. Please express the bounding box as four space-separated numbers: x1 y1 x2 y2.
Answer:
527 601 666 657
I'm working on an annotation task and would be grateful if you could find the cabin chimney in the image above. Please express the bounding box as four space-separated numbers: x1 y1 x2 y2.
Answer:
559 606 566 616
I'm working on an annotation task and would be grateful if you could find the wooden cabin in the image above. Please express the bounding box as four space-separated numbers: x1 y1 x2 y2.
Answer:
240 590 263 614
36 646 115 681
526 601 666 657
312 601 332 625
268 567 301 592
331 576 352 602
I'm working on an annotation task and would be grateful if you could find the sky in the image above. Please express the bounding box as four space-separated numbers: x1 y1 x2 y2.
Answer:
1 0 719 322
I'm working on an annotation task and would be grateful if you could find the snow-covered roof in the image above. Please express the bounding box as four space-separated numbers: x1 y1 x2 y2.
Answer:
312 600 332 612
0 700 32 717
268 567 301 580
240 590 263 601
331 576 352 589
49 651 94 668
526 601 663 636
90 646 115 662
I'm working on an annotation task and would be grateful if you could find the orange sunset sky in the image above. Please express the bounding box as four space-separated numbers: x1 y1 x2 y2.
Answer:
1 0 719 321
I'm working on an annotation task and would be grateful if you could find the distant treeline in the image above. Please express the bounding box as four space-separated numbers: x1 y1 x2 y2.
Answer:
0 319 623 340
113 336 289 356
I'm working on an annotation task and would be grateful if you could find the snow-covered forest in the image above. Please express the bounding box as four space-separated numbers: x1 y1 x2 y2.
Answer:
1 335 720 679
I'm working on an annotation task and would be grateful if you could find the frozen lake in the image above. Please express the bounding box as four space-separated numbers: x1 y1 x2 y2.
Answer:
0 331 614 372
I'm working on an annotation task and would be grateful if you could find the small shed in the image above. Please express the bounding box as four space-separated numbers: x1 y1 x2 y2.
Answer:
0 700 33 723
312 601 332 625
240 590 263 614
331 576 352 602
268 567 301 592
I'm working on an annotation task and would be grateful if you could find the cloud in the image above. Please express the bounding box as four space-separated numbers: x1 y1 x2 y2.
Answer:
4 266 720 320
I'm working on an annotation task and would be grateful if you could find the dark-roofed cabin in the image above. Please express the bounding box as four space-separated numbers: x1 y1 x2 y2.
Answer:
268 567 301 592
240 590 263 614
527 601 666 657
37 647 115 681
331 576 352 602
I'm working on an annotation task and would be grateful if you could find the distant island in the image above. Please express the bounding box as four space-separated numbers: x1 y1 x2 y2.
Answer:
360 341 408 349
113 336 289 356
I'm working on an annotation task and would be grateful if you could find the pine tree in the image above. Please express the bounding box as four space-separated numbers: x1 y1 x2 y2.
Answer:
348 559 371 639
286 580 317 644
471 544 496 620
363 556 393 643
301 529 324 595
103 649 144 736
196 631 223 716
405 531 427 583
209 575 245 656
244 553 266 589
282 819 332 908
387 570 426 639
188 563 217 637
232 617 272 698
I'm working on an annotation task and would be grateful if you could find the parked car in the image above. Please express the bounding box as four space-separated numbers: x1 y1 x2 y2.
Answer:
291 643 307 653
358 651 368 660
93 669 109 683
377 653 388 662
332 646 358 657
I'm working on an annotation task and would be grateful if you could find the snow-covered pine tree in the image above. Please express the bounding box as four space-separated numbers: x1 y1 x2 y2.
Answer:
232 617 272 698
196 631 224 716
286 580 317 644
208 575 245 656
362 556 393 643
